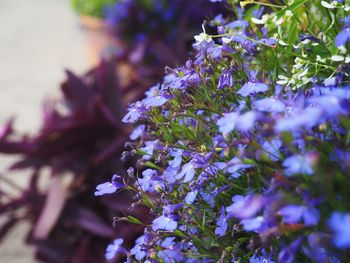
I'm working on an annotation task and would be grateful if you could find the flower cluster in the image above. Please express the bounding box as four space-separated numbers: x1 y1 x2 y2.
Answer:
98 0 350 262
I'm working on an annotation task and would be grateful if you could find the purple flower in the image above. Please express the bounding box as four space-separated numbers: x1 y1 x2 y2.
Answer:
143 95 168 108
275 107 322 132
105 238 126 260
130 124 145 140
218 68 234 89
163 166 179 184
241 216 265 232
152 215 178 231
140 140 159 160
217 111 256 136
237 81 268 97
215 207 228 236
184 190 198 205
130 235 146 261
95 182 118 196
236 111 256 131
158 237 184 263
94 175 124 196
176 162 196 183
226 157 253 178
250 255 275 263
226 195 264 219
283 154 314 176
122 101 145 123
278 238 302 263
328 212 350 249
304 233 336 262
308 95 346 117
279 205 319 226
335 21 350 47
208 45 223 60
193 33 214 52
169 148 183 168
254 98 286 113
226 20 249 30
259 37 276 45
138 169 163 192
261 139 282 161
217 112 239 136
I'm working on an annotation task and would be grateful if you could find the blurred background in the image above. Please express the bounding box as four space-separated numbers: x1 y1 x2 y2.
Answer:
0 0 88 261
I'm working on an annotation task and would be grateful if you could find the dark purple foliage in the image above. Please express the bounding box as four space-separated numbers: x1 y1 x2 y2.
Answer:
0 59 152 263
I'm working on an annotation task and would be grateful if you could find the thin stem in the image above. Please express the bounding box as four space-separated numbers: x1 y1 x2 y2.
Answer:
240 1 285 9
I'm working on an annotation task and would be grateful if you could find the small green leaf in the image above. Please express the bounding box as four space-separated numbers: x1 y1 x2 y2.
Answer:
127 215 144 225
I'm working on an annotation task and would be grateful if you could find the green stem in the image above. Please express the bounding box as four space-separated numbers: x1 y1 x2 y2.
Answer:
240 1 285 9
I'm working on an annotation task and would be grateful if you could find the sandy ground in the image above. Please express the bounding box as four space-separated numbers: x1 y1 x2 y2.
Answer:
0 0 88 261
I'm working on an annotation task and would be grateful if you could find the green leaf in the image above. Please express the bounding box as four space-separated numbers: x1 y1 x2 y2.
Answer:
127 215 144 225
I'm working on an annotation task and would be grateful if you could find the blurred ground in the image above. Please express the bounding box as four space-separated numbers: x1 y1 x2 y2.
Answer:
0 0 88 262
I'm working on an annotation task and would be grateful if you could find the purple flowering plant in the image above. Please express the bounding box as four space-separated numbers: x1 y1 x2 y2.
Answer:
96 0 350 262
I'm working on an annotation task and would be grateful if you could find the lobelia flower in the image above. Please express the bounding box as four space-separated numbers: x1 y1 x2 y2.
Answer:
140 140 160 160
122 101 145 123
152 215 178 232
328 212 350 249
184 190 198 205
129 124 145 140
226 195 264 219
130 235 146 261
169 148 183 168
137 169 164 193
105 238 127 260
157 237 184 263
94 174 125 196
217 112 239 136
176 153 209 183
176 162 196 183
226 20 249 30
240 216 265 232
250 255 275 263
208 45 223 60
163 166 179 184
308 95 346 117
249 249 275 263
226 157 254 178
237 81 269 97
303 233 338 263
260 139 282 161
237 111 256 131
218 68 234 89
143 95 168 108
241 39 258 55
254 98 286 113
275 107 322 132
282 154 314 176
217 111 256 136
193 33 214 52
215 207 228 236
278 205 320 226
145 85 174 104
334 16 350 47
278 237 303 263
